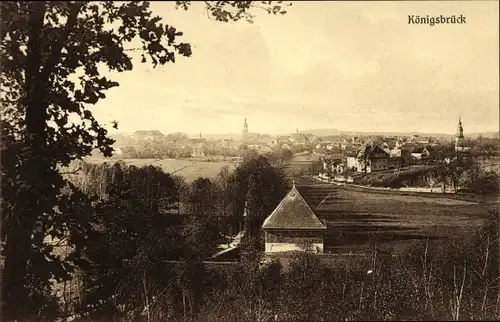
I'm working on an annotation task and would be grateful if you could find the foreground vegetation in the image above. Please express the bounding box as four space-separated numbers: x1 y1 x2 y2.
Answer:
2 1 498 321
7 156 498 321
54 221 500 321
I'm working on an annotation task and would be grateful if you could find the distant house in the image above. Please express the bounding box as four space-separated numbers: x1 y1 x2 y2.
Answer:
134 130 164 141
189 138 207 145
345 149 359 170
291 134 310 145
112 147 123 156
410 146 426 160
262 183 327 254
356 144 392 173
276 135 288 142
289 153 322 175
320 156 343 174
400 143 433 161
390 147 402 158
407 135 430 145
281 143 291 150
342 142 362 152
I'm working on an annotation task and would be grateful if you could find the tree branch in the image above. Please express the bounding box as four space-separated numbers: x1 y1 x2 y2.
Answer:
40 2 84 86
59 167 82 175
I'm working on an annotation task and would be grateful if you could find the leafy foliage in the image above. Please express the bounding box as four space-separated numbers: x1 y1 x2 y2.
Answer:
234 156 288 240
1 1 290 319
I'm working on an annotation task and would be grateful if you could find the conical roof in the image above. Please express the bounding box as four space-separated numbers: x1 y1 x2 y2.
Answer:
262 183 326 230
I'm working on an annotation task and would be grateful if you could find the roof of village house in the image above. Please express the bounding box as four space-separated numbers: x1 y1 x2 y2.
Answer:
356 144 390 158
262 183 327 230
291 134 310 144
291 153 321 163
401 143 425 153
134 130 164 137
344 142 362 151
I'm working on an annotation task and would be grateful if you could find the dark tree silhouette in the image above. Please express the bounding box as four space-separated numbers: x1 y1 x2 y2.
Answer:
0 1 290 319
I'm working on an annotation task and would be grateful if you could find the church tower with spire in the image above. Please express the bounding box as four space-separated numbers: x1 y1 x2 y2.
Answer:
455 117 468 152
242 117 248 141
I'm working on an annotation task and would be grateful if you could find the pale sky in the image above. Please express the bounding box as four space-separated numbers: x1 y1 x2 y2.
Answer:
91 1 499 135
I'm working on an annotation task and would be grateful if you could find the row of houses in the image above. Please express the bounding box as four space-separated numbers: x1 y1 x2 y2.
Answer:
319 142 447 175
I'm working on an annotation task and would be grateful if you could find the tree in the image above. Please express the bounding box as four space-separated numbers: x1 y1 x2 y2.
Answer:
280 252 331 321
1 1 290 318
215 165 237 236
469 170 500 195
242 147 260 162
280 148 294 163
236 156 287 241
357 144 373 174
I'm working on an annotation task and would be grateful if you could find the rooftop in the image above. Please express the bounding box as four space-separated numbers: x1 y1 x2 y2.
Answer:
262 183 327 230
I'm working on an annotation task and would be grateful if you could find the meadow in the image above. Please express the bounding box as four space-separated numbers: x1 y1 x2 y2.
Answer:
78 158 496 256
84 157 238 182
297 185 495 255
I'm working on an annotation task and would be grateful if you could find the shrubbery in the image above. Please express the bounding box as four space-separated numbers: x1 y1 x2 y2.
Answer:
57 212 500 321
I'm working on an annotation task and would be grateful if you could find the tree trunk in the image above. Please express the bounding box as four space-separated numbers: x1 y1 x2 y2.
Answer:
182 290 187 321
1 2 49 319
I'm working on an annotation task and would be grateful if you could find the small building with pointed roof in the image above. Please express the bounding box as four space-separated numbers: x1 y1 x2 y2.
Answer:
262 183 327 254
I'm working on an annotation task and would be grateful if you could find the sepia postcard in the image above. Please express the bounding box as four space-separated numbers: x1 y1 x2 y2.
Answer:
0 1 499 321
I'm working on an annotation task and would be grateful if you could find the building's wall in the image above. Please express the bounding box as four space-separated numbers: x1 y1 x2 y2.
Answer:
356 158 371 173
288 161 322 175
356 157 393 172
346 156 358 170
371 158 390 171
264 231 325 254
265 242 324 253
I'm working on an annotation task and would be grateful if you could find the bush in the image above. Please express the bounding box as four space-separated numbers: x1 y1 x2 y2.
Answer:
469 171 499 195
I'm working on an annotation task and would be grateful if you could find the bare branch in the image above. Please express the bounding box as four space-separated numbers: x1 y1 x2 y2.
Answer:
60 167 82 175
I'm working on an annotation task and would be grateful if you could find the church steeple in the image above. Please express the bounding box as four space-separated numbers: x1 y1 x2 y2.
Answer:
456 117 464 139
455 117 468 152
242 117 248 142
243 117 248 133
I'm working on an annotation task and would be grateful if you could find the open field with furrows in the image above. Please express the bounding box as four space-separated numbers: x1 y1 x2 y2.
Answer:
296 185 496 255
84 157 238 182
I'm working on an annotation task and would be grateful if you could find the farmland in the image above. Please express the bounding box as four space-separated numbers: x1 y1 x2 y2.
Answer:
78 158 495 256
84 157 238 182
297 184 495 255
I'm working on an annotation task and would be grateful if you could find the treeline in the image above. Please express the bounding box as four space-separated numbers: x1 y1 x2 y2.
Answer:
67 154 288 238
200 227 500 322
68 217 500 321
118 144 240 159
466 136 500 159
5 134 500 321
48 157 500 321
50 156 289 320
116 141 297 166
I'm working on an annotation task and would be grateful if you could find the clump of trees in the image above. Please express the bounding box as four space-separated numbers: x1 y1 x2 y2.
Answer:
0 0 290 319
198 214 500 321
468 170 500 195
43 153 287 320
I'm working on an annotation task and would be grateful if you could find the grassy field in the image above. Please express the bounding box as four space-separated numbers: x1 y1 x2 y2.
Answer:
296 185 495 255
84 157 238 182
